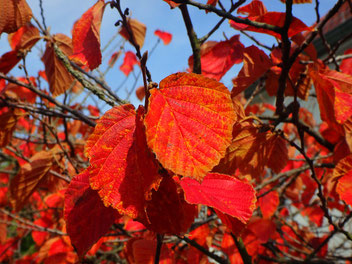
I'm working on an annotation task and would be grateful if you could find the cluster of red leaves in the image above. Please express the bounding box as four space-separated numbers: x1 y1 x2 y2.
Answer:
1 0 352 263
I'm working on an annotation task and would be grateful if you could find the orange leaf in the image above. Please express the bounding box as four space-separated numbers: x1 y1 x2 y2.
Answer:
119 51 139 76
142 176 197 234
8 23 40 51
163 0 180 8
215 122 288 176
232 45 272 96
336 171 352 206
0 0 32 35
340 49 352 75
64 170 121 257
0 108 24 147
237 0 267 17
9 150 53 211
5 77 37 103
136 86 145 101
144 72 237 180
120 18 147 49
154 30 172 45
258 187 279 218
108 51 121 68
42 34 76 96
180 173 256 224
333 154 352 181
86 105 162 219
188 35 244 81
71 0 106 70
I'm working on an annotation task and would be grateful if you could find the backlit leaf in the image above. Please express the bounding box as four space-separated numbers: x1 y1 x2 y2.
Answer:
0 108 24 147
108 51 121 68
232 45 272 96
237 0 267 16
144 72 236 180
9 151 53 211
64 170 121 257
42 34 75 96
154 30 172 45
120 18 147 49
71 0 106 70
230 12 310 39
333 154 352 181
8 23 40 51
0 0 32 35
0 50 20 74
340 49 352 75
188 35 244 81
180 173 256 223
119 51 139 76
86 105 162 219
142 176 197 234
132 239 173 264
336 171 352 206
215 122 288 176
258 188 279 218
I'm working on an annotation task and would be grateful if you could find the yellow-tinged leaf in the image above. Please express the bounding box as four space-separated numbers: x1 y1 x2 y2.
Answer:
119 18 147 49
144 72 237 181
10 150 54 211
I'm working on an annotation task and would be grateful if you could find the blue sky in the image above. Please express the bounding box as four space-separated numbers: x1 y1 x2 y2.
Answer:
0 0 337 110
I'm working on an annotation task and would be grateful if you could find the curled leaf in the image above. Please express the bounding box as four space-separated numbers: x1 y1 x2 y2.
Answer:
120 18 146 49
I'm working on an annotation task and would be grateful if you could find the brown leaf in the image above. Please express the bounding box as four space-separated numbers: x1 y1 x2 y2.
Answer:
0 108 24 147
0 0 33 35
10 150 54 211
120 18 147 49
41 34 76 97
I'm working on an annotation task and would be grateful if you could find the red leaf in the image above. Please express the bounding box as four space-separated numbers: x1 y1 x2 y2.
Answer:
119 51 139 76
132 239 173 264
237 0 267 17
280 0 312 3
188 35 244 81
163 0 180 8
142 176 197 234
0 50 20 74
8 23 40 51
336 170 352 206
340 49 352 75
232 45 272 96
108 51 121 68
86 105 162 219
0 0 32 34
230 12 310 40
64 170 120 257
258 187 279 218
154 30 172 45
71 0 106 70
180 173 256 224
144 72 236 180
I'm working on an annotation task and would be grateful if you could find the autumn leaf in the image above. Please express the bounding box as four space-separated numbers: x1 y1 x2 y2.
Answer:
0 108 25 147
214 122 288 176
258 187 279 218
142 176 197 234
232 45 272 96
333 154 352 181
135 86 145 101
5 77 37 103
71 0 106 70
108 51 121 68
237 0 267 17
42 34 76 96
120 18 147 49
119 51 139 76
0 0 32 35
188 35 244 81
86 105 162 219
144 72 237 180
180 173 256 224
230 11 310 39
336 171 352 206
9 150 53 211
8 23 40 51
132 239 173 264
64 170 121 257
154 30 172 45
0 24 40 74
340 49 352 75
163 0 180 8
